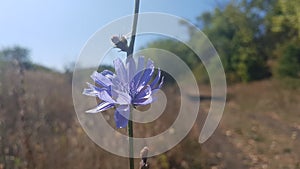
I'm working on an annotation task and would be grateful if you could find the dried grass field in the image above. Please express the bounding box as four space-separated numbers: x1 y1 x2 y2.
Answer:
0 65 300 169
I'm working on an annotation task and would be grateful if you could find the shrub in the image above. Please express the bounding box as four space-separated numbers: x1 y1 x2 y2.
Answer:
276 44 300 78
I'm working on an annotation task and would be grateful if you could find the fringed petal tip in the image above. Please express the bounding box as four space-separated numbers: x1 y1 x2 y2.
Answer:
82 88 96 96
85 102 114 113
91 71 113 87
158 76 164 89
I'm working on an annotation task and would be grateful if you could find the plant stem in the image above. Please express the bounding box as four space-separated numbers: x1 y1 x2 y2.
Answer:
127 0 140 58
128 109 134 169
127 0 140 169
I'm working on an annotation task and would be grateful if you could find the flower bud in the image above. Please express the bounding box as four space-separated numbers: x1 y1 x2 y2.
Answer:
111 35 128 52
139 146 150 169
140 146 149 163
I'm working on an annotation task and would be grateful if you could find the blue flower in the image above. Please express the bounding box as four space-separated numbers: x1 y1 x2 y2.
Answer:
83 56 164 128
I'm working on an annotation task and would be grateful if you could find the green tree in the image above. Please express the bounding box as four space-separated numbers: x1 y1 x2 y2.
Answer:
270 0 300 78
271 0 300 40
193 0 275 82
276 43 300 78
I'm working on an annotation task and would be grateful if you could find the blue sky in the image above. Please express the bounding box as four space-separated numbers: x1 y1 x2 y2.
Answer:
0 0 219 71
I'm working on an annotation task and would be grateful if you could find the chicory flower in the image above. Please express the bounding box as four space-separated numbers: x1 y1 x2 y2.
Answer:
83 56 163 128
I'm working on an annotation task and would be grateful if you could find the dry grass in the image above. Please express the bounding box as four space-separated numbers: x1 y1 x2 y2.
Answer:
1 64 300 169
0 66 206 169
202 80 300 169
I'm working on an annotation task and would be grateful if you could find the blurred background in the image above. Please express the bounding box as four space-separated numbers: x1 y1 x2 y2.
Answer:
1 0 300 169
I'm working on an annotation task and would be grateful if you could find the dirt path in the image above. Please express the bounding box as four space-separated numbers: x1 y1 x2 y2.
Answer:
188 80 300 169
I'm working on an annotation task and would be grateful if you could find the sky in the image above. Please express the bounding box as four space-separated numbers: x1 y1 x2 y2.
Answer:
0 0 219 71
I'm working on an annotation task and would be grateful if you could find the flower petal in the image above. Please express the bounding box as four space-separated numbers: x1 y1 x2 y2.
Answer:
86 102 114 113
150 69 161 89
158 76 164 89
91 71 113 87
113 89 131 105
127 57 137 83
132 85 152 104
133 58 154 89
114 58 128 84
130 70 143 89
135 96 154 105
101 70 115 79
152 76 164 90
130 57 154 90
146 58 154 69
130 67 154 94
138 67 154 88
114 105 130 128
83 82 107 96
97 90 116 104
136 56 145 74
82 88 97 96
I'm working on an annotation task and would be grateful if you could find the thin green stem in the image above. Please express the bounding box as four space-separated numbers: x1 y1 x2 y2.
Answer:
127 0 140 169
128 109 134 169
127 0 140 58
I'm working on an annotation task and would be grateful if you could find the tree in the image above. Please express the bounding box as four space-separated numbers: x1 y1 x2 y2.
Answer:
193 0 273 82
276 43 300 78
271 0 300 40
0 46 32 69
269 0 300 79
